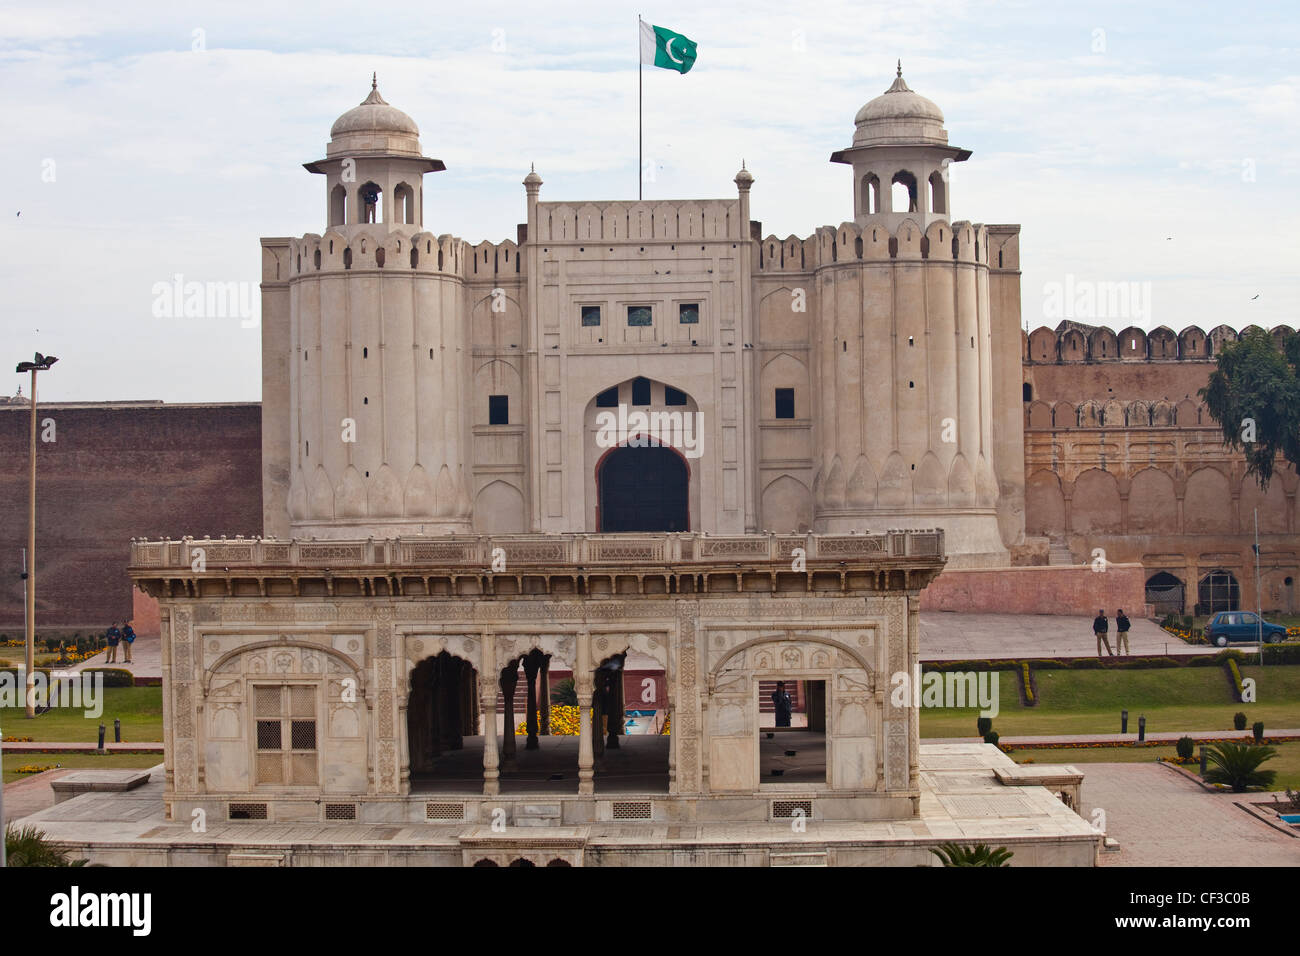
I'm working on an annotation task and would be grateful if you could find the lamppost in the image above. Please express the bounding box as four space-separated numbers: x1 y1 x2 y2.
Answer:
15 352 57 719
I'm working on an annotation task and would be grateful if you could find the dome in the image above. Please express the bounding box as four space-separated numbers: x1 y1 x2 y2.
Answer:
331 80 420 139
852 64 948 147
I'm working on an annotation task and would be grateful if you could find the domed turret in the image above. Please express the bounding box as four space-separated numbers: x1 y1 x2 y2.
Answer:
304 76 445 231
830 62 971 229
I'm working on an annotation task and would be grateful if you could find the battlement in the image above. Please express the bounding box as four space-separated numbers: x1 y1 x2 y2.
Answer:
753 219 995 273
284 231 516 280
534 200 741 243
1024 321 1297 364
1024 397 1212 430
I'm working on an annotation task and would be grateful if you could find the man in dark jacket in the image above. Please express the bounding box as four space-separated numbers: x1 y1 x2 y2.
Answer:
1115 609 1131 657
121 621 136 664
771 681 793 727
1093 609 1112 658
105 622 121 664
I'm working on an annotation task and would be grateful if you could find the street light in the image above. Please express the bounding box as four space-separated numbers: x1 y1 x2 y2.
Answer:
15 352 57 718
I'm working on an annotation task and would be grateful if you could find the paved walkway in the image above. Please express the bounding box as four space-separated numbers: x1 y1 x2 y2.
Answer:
920 612 1222 660
2 767 85 822
1082 763 1300 866
69 632 161 680
928 728 1300 747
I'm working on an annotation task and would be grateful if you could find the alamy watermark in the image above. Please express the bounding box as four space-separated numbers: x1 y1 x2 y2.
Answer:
889 666 999 718
151 274 257 327
594 403 704 459
0 668 104 717
1042 273 1152 323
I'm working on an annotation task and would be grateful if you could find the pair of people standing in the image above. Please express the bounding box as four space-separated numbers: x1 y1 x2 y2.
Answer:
1092 609 1131 658
105 621 136 664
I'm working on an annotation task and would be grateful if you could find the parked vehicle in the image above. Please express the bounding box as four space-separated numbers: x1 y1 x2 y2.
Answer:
1205 611 1288 647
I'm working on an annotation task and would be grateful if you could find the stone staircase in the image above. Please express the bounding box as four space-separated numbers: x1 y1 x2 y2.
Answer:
1047 536 1074 566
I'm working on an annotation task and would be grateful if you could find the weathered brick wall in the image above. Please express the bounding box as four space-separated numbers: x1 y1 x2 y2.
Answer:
0 402 262 631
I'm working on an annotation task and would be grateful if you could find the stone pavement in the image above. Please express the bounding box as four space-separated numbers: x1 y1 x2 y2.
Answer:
2 767 83 821
1082 763 1300 866
921 612 1215 661
71 631 161 680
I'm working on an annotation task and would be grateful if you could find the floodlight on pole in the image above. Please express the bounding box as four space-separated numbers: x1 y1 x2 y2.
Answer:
15 351 58 718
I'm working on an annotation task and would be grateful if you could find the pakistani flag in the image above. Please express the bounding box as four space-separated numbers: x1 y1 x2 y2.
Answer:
639 21 697 74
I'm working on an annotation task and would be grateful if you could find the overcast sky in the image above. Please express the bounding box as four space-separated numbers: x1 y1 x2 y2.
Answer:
2 0 1296 403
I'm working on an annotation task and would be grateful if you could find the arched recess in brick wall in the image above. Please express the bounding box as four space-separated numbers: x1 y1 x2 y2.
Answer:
1028 328 1057 363
1174 399 1199 425
758 286 808 344
1054 401 1075 429
761 475 812 533
1239 475 1288 533
471 289 523 349
1071 469 1122 533
1026 401 1052 428
1025 470 1065 535
1184 467 1231 533
1128 467 1177 534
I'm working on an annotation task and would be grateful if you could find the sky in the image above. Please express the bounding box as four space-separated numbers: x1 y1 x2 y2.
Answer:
2 0 1297 403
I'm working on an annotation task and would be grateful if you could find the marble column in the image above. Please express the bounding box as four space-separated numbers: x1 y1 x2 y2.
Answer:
500 661 518 771
523 652 541 750
481 632 499 795
577 633 594 795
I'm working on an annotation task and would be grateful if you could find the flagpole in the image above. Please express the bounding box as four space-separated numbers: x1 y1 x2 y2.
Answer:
638 14 643 201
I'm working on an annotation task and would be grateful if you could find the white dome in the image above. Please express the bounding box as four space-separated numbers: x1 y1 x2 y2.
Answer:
852 67 948 147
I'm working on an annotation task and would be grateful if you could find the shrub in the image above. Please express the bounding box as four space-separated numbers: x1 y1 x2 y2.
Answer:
81 668 134 688
1227 659 1245 699
1203 743 1277 793
983 731 999 746
4 825 89 867
976 716 993 738
1233 712 1248 731
550 677 577 707
1021 662 1035 704
1176 736 1194 760
930 843 1013 867
1252 721 1264 744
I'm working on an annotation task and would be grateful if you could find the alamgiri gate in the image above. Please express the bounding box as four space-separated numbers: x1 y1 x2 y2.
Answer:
95 66 1290 866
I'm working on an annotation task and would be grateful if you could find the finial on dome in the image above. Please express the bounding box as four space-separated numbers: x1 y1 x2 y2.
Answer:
897 59 902 77
372 72 377 91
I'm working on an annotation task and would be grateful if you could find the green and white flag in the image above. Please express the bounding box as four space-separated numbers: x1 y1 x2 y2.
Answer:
639 21 697 74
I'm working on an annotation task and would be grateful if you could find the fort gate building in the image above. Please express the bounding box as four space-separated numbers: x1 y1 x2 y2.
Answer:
123 71 1099 865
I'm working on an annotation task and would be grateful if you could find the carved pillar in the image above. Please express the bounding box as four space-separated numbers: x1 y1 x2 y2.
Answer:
539 655 551 735
481 631 499 795
576 631 594 795
523 652 541 750
500 660 518 771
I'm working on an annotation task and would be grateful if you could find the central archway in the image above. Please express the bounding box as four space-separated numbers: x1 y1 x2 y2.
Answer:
597 444 689 532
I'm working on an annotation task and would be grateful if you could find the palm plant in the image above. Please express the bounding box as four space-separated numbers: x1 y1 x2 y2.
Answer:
930 842 1014 867
1203 743 1277 793
4 824 89 867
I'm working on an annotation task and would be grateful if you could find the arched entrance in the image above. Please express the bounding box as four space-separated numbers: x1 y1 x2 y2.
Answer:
407 651 479 791
598 444 688 532
1145 571 1185 616
1197 569 1240 614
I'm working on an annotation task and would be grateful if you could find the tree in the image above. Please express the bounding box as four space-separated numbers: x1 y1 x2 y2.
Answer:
1199 328 1300 490
1202 742 1277 793
4 824 89 867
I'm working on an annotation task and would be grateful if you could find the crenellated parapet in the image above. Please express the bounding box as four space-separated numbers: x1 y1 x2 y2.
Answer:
1024 321 1297 364
287 230 471 278
753 219 994 273
533 200 741 243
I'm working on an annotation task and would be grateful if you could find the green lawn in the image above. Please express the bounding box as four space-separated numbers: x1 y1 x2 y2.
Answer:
0 687 163 743
3 752 162 784
919 665 1300 738
1008 742 1300 791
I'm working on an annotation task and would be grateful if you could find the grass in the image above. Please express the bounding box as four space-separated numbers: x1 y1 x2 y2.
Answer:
2 752 161 784
919 664 1300 738
0 687 163 743
1007 742 1300 791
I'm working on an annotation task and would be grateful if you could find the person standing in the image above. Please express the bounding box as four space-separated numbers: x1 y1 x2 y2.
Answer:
1115 609 1131 657
105 622 121 664
771 680 793 728
1093 609 1112 658
121 621 136 664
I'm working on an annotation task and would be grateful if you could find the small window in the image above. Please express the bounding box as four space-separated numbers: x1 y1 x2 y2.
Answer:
679 303 699 324
664 386 687 407
775 388 795 419
596 387 619 408
632 377 651 405
627 306 652 327
1023 383 1033 402
488 395 509 425
581 305 602 327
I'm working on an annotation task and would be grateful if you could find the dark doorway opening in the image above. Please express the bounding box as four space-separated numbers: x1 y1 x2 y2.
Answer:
759 678 826 786
598 444 688 532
